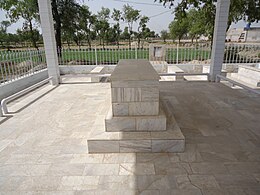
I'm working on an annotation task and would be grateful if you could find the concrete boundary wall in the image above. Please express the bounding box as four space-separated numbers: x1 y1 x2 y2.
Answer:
60 64 244 75
0 70 48 100
59 64 167 75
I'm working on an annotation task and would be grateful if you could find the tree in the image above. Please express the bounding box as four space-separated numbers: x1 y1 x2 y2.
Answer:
157 0 260 30
112 9 122 48
52 0 80 54
0 21 11 33
0 21 11 48
187 8 214 42
78 5 95 49
106 26 118 44
122 4 140 48
0 0 40 49
51 0 62 52
141 27 155 48
169 17 189 43
160 30 168 43
120 27 130 41
94 7 110 48
16 28 41 47
136 16 149 49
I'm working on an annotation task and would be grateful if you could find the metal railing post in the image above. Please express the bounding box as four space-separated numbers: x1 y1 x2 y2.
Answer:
95 46 98 66
135 44 137 59
0 105 3 117
29 49 34 74
176 44 179 64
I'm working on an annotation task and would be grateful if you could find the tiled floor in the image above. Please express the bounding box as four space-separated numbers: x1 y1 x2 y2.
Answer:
0 81 259 195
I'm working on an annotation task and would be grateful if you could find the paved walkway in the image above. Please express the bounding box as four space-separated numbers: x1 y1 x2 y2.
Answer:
0 81 259 195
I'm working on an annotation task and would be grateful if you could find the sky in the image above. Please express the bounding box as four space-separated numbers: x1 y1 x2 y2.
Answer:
0 0 259 34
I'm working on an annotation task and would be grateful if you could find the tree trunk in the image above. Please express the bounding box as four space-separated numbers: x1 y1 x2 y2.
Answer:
28 20 38 50
137 37 140 49
117 36 119 49
141 40 144 49
67 40 70 50
87 37 91 49
51 0 62 57
128 37 131 49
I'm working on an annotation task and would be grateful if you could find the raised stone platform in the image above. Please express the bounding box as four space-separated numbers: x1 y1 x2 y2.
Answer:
230 65 260 87
88 101 185 153
105 106 167 132
87 59 185 153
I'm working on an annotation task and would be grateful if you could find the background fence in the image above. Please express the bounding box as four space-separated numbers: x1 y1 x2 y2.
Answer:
0 49 47 85
1 43 260 85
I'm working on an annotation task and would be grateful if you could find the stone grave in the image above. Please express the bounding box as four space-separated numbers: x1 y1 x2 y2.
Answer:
87 59 185 153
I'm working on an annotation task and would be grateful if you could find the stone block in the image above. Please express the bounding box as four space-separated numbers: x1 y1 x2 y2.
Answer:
149 45 166 61
151 140 185 152
141 87 159 102
111 80 159 88
88 141 119 153
167 65 184 81
124 88 141 102
129 102 159 116
120 140 152 152
136 117 166 131
105 117 136 132
112 103 129 116
111 88 141 102
111 88 124 102
90 76 100 83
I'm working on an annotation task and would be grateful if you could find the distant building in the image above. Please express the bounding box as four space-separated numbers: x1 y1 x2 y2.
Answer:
226 26 260 42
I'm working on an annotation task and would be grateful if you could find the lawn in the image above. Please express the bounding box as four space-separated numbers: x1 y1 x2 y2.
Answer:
58 47 211 65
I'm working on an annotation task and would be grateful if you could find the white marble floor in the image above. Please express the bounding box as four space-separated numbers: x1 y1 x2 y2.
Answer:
0 80 259 195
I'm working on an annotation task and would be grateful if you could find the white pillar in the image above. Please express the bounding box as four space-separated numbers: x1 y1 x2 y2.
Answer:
38 0 60 85
210 0 230 82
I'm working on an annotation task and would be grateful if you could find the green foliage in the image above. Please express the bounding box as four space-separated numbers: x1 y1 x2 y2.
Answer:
169 18 189 43
168 7 215 42
121 27 130 40
55 0 80 49
0 0 39 22
0 2 155 49
136 16 149 48
157 0 260 28
160 30 169 42
122 4 140 48
122 4 140 31
112 9 122 47
92 7 111 48
78 5 95 48
188 8 214 41
0 21 11 33
0 0 39 49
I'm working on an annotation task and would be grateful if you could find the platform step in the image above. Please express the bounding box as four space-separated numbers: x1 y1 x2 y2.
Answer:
105 106 167 132
87 100 185 153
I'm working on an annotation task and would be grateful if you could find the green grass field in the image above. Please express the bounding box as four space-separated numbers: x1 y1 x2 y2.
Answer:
58 48 211 65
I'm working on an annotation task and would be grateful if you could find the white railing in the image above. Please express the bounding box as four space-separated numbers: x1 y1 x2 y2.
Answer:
58 43 260 66
0 49 47 85
1 43 259 85
166 43 212 64
224 43 260 64
58 47 149 65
